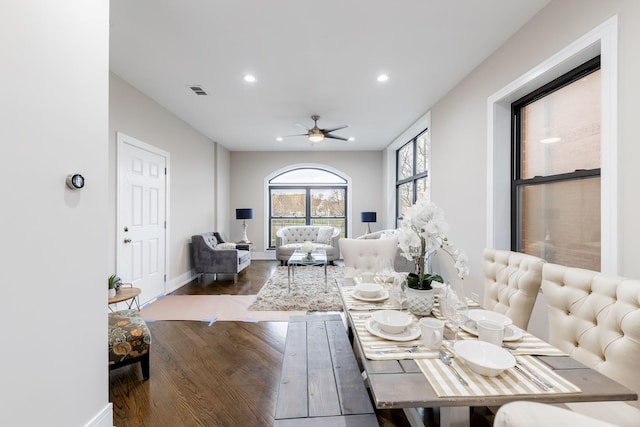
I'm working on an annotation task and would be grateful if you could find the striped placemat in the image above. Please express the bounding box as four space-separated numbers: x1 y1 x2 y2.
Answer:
349 312 440 360
416 355 581 397
341 286 402 311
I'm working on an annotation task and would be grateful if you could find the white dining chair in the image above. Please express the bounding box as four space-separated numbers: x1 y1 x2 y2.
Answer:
339 237 398 278
482 248 545 330
537 262 640 426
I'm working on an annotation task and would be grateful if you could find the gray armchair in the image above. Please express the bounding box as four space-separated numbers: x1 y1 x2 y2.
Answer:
191 232 251 282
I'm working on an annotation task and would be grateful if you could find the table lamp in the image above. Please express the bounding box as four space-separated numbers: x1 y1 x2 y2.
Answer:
360 211 377 234
236 208 253 243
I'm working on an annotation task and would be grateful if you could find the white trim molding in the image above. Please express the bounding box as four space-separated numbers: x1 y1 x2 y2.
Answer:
487 16 618 273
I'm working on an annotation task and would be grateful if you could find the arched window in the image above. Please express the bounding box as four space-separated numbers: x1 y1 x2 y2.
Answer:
268 167 348 247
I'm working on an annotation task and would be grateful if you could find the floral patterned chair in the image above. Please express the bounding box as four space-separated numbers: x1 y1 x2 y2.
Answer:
108 309 152 380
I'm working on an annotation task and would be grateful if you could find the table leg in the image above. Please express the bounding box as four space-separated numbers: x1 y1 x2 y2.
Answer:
402 407 470 427
440 407 470 427
324 263 328 292
287 264 292 293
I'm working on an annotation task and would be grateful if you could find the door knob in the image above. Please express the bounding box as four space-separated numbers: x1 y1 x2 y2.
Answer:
124 238 132 243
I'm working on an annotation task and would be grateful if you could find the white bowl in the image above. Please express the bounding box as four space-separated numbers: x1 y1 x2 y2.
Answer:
371 310 413 334
453 340 515 377
355 282 384 298
466 309 513 327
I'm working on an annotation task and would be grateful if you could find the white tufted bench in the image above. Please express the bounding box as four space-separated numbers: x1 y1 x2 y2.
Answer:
539 263 640 426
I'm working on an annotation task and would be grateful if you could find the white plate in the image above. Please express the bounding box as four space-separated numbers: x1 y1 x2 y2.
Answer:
460 319 523 341
351 289 390 302
364 318 421 342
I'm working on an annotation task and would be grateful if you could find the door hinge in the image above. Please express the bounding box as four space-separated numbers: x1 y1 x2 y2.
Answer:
164 167 167 175
164 274 167 282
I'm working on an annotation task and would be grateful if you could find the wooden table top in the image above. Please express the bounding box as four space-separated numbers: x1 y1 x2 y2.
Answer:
338 280 638 411
108 286 141 304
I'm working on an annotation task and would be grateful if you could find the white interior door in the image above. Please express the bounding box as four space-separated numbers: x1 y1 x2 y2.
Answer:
117 132 168 305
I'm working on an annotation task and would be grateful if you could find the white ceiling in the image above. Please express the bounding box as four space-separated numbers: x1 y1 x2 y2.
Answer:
109 0 550 151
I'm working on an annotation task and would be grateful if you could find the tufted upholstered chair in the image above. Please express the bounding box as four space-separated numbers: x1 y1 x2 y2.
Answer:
339 237 398 278
494 401 617 427
482 248 545 330
539 262 640 426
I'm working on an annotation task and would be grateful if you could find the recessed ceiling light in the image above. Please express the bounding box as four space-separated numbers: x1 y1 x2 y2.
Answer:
348 137 355 142
276 137 283 142
376 74 389 82
244 74 257 83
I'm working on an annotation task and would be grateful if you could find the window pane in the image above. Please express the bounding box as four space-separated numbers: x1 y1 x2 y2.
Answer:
311 218 345 238
398 182 413 218
518 177 600 270
521 69 601 178
416 177 428 200
311 189 345 217
271 189 306 217
416 131 429 174
270 218 306 247
398 143 413 180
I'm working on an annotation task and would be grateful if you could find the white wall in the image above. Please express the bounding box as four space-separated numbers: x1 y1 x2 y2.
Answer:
417 0 640 338
229 151 383 256
109 74 218 291
0 1 112 426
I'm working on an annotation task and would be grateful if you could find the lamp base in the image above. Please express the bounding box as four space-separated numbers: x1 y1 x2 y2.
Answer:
240 221 249 243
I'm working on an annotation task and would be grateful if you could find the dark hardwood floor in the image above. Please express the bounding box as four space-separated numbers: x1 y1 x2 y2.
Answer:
109 260 412 427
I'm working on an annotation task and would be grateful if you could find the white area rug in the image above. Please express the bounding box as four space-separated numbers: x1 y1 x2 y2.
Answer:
140 294 306 323
248 265 344 312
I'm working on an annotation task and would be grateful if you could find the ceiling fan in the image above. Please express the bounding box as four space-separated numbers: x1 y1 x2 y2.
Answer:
284 115 349 143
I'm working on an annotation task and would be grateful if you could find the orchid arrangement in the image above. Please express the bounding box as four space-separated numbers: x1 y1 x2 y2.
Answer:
397 197 469 289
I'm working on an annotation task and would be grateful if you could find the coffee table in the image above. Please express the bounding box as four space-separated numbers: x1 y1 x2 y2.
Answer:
108 285 141 311
287 249 328 293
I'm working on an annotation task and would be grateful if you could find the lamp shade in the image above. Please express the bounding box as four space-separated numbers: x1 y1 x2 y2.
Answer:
360 212 376 223
236 208 253 220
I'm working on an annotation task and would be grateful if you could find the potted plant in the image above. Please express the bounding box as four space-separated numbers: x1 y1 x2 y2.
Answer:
397 196 469 315
108 274 121 298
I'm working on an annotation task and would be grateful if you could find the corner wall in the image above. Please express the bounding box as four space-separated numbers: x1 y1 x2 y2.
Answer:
109 74 218 290
0 1 111 425
421 0 640 338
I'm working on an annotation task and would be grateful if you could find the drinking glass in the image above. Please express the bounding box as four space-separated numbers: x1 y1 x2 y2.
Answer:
442 281 468 341
392 274 408 311
375 258 395 285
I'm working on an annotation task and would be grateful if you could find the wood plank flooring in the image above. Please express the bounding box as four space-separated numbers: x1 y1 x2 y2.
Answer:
109 261 412 427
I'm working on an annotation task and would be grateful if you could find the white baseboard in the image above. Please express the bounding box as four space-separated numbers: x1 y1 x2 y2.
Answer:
85 403 113 427
167 270 197 293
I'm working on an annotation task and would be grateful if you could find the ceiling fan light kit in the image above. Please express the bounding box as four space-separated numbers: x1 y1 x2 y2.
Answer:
283 115 348 143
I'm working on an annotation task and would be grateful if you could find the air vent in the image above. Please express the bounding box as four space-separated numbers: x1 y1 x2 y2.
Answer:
188 85 208 96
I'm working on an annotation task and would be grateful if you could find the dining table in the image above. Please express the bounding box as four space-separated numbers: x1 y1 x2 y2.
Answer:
338 278 638 427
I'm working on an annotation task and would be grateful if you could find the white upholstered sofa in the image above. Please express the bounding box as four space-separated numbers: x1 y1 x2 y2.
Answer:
275 226 340 264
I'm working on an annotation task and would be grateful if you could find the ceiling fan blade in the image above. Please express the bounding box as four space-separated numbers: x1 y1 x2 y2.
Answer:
281 133 309 138
324 134 349 141
322 125 348 133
